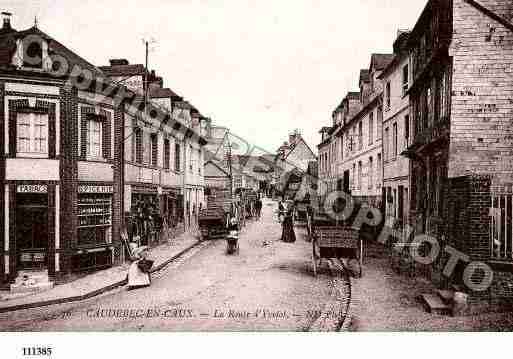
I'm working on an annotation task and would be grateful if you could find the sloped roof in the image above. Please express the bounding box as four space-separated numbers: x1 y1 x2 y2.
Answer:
370 53 395 71
359 69 370 83
149 87 182 100
0 26 104 77
347 91 360 100
99 63 145 77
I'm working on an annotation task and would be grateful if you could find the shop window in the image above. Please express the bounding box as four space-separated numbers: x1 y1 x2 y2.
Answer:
77 195 112 247
16 112 48 157
86 119 102 159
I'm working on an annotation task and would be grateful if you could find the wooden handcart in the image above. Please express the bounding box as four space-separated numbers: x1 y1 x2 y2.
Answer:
310 213 363 277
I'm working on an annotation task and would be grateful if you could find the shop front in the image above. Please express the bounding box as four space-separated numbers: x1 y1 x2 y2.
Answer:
73 184 114 272
1 182 58 285
127 185 161 246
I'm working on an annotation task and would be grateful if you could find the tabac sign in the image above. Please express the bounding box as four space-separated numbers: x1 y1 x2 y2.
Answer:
78 185 113 194
17 184 48 193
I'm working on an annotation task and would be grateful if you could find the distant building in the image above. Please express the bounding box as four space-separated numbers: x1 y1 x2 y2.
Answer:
378 31 411 229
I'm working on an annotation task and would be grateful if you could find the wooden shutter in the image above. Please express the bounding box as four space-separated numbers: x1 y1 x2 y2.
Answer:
135 128 143 164
80 109 88 159
102 112 111 159
151 134 158 166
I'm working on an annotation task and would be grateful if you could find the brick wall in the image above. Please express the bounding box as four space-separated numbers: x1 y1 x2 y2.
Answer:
449 0 513 184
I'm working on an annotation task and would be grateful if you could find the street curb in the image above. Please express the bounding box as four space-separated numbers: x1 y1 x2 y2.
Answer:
0 239 203 314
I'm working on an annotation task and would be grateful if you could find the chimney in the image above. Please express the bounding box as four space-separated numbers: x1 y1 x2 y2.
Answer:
289 133 296 145
1 11 12 30
109 59 129 66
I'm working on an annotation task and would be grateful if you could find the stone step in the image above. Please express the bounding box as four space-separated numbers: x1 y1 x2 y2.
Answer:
10 281 54 294
437 289 455 305
420 293 452 315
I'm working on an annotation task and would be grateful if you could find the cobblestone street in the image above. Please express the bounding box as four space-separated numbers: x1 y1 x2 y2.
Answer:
0 199 342 331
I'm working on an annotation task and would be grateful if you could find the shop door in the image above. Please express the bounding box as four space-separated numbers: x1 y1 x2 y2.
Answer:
16 195 49 270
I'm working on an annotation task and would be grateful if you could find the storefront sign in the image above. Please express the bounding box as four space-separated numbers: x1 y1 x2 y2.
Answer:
17 184 48 193
78 185 113 194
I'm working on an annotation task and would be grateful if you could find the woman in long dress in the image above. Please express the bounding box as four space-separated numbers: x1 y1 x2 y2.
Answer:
127 245 151 289
281 205 296 243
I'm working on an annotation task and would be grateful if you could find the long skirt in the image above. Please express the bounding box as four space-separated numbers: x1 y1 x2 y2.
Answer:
281 217 296 243
128 260 151 289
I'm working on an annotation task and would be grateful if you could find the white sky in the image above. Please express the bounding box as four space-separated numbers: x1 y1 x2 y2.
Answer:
2 0 427 154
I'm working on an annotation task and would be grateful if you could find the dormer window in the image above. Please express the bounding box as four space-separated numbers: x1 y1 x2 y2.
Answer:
24 40 42 68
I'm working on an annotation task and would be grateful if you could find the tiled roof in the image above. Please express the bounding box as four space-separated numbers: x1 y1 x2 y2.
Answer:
0 26 104 77
359 69 370 83
149 87 181 100
347 91 360 99
370 53 395 71
99 63 145 77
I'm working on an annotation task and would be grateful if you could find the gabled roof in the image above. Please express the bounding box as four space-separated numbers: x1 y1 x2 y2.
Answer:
204 160 230 177
370 53 394 72
0 26 104 77
283 136 316 162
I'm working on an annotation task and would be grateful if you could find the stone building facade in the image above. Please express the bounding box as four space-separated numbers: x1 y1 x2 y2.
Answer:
0 15 207 289
404 0 513 309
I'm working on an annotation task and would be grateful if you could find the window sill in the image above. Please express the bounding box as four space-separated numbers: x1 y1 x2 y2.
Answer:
85 157 108 163
16 153 49 159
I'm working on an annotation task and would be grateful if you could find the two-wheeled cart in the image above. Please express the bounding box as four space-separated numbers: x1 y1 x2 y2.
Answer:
310 214 363 277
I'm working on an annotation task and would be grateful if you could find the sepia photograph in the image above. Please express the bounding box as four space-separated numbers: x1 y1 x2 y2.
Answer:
0 1 512 350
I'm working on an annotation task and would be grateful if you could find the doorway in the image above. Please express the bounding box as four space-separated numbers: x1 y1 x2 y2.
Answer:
16 193 49 270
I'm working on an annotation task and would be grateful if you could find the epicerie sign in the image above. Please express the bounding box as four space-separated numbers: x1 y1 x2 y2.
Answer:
78 185 113 194
17 184 48 193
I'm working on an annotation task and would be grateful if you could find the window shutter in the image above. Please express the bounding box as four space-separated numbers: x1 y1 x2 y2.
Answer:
175 143 181 172
8 101 18 157
102 112 111 159
135 128 143 164
151 134 158 166
42 102 56 158
80 110 88 159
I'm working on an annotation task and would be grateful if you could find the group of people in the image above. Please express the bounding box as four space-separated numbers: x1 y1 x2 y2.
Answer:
278 199 296 243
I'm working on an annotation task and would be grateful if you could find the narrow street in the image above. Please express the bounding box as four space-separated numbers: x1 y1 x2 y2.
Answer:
0 199 341 331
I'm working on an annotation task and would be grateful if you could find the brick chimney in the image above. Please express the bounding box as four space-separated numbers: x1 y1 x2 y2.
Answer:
109 59 129 66
1 11 13 32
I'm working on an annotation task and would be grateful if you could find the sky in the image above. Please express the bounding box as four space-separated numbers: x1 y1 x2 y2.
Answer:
2 0 427 155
